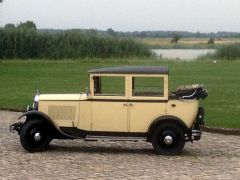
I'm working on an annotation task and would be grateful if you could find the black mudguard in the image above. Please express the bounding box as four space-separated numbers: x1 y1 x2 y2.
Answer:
147 115 190 142
10 110 76 139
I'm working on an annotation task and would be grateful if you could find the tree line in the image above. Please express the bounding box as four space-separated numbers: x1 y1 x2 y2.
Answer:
0 21 151 59
104 29 240 38
39 28 240 38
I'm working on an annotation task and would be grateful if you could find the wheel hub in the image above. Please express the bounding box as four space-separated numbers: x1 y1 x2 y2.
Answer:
164 135 173 145
34 132 42 142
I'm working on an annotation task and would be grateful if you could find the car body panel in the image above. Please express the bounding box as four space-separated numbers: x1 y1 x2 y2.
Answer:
166 100 199 128
78 101 92 131
39 100 80 127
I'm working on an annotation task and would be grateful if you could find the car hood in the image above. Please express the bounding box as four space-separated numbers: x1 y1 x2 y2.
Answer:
39 93 88 101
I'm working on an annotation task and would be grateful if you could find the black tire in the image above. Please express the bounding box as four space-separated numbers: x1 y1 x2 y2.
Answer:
20 119 53 153
151 123 185 155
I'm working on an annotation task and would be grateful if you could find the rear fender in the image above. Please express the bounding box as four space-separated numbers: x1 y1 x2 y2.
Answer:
147 115 190 142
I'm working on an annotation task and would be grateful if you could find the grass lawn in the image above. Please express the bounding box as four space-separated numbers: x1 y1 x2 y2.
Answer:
0 59 240 128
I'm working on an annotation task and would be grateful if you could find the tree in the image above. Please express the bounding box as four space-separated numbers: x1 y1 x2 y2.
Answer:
171 33 181 43
208 38 214 44
139 31 147 37
107 28 116 36
196 31 201 38
17 21 37 30
89 28 98 35
4 23 15 29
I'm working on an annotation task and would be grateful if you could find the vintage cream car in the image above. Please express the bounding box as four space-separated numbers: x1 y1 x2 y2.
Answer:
10 66 207 155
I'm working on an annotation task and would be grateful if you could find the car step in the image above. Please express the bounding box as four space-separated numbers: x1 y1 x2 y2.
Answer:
84 136 147 142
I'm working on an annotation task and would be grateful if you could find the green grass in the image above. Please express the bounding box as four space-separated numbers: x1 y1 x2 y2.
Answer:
0 59 240 128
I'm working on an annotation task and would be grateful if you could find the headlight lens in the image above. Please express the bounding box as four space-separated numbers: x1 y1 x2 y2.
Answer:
33 94 39 110
34 94 39 102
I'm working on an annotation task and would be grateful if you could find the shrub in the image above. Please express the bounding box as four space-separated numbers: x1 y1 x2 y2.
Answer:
216 43 240 60
208 38 215 44
171 33 181 43
0 27 151 59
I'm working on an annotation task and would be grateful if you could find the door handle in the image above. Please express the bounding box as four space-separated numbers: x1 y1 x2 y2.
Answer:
123 103 133 107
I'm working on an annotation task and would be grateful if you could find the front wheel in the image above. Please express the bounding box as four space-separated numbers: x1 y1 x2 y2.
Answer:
20 119 53 153
152 123 185 155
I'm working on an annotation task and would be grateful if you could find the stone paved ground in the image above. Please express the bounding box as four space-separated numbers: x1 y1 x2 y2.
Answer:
0 110 240 180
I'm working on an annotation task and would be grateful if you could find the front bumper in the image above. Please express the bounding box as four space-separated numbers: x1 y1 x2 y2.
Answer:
10 102 38 134
9 122 24 134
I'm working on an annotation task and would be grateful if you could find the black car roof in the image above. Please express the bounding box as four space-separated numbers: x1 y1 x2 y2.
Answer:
88 66 169 75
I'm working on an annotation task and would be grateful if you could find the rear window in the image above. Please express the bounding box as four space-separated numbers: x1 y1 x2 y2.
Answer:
132 76 164 97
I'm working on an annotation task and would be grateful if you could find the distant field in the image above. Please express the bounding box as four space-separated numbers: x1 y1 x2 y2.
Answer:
136 37 240 49
0 59 240 128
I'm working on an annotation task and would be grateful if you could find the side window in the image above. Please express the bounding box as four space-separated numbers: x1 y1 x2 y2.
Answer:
132 76 164 97
94 76 125 96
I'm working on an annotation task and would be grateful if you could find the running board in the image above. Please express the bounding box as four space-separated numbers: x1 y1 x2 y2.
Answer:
85 135 147 142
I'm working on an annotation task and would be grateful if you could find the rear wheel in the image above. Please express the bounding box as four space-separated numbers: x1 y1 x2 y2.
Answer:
151 123 185 155
20 119 53 153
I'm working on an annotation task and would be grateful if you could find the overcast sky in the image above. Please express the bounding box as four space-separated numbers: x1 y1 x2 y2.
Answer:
0 0 240 32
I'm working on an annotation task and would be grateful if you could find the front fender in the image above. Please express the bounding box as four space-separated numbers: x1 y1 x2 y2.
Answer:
16 110 76 139
18 110 50 120
18 110 59 129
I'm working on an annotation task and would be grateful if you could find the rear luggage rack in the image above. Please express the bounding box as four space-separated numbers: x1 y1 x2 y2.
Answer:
170 84 208 100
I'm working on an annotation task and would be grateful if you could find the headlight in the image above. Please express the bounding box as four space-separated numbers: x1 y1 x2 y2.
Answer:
34 94 39 102
32 91 39 110
26 91 40 111
33 100 39 110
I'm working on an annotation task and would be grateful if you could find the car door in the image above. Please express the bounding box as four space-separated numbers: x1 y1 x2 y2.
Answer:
129 75 168 132
91 101 128 132
129 102 167 132
90 75 129 132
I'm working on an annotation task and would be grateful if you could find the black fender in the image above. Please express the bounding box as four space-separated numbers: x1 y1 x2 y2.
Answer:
18 110 76 139
147 115 190 142
18 110 58 129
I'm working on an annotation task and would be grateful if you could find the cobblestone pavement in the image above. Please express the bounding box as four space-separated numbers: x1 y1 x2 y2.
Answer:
1 110 240 180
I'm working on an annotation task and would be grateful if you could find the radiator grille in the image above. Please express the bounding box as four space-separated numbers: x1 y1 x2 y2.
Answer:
48 106 76 120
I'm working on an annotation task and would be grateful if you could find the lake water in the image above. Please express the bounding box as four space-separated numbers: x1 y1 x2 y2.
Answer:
152 49 216 60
